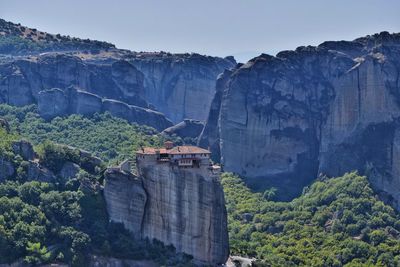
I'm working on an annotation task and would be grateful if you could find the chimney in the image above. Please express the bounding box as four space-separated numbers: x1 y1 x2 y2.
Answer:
164 141 173 150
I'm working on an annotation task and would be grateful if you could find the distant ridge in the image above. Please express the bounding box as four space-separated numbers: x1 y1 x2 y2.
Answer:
0 18 115 55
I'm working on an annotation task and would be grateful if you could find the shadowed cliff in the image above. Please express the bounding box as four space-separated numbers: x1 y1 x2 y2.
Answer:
200 32 400 206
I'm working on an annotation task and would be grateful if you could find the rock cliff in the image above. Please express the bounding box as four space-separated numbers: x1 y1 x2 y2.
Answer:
103 159 229 266
1 19 236 130
0 136 103 184
162 119 204 140
130 53 236 123
0 53 147 106
200 32 400 204
0 54 172 130
103 167 147 238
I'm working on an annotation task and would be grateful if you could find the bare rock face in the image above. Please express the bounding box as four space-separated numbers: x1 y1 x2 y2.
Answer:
162 119 204 139
199 69 234 163
103 168 147 238
12 140 35 160
0 158 14 181
20 54 146 107
103 159 229 266
0 54 173 130
0 118 10 132
26 161 57 183
1 48 235 130
200 32 400 204
130 53 236 123
138 163 228 266
89 255 158 267
38 88 69 119
59 161 80 180
36 86 172 131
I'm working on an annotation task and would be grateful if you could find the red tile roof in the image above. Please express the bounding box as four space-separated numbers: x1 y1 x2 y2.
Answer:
137 147 167 154
168 146 210 155
137 146 210 155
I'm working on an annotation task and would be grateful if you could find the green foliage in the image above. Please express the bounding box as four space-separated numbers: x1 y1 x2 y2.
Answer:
0 19 114 55
0 35 45 54
36 141 80 172
0 104 162 164
0 127 18 160
0 108 192 266
222 172 400 266
24 242 51 265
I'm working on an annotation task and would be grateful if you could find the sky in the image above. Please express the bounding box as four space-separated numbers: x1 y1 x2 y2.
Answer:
1 0 400 62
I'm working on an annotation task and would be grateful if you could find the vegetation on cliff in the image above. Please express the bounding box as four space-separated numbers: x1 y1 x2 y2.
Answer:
0 18 114 55
0 108 192 266
0 104 162 164
222 172 400 266
3 102 400 266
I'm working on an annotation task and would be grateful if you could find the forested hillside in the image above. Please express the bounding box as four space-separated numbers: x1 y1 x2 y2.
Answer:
2 103 400 266
0 104 162 164
223 173 400 266
0 105 193 266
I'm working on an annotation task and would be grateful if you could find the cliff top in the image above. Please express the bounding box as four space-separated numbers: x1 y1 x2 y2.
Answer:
0 18 116 55
138 145 210 155
0 18 237 66
239 31 400 73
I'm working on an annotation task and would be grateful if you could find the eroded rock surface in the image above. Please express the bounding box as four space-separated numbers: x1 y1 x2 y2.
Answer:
130 53 236 123
36 86 172 131
0 53 172 130
103 168 147 238
200 32 400 204
139 162 228 266
162 119 204 139
103 159 229 266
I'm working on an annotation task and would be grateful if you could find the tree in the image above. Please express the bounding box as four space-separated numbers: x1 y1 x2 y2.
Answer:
24 242 51 265
262 187 277 201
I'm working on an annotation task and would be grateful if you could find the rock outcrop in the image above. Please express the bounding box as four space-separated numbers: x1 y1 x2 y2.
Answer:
162 119 204 139
200 32 400 204
0 118 10 132
36 87 171 131
104 157 229 266
103 167 147 238
0 139 103 183
130 53 236 123
89 255 158 267
0 158 14 180
0 54 147 106
139 161 228 266
0 50 235 130
1 19 236 130
0 53 172 130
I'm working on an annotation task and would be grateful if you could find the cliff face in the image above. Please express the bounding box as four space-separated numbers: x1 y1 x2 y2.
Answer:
162 119 204 140
0 54 147 107
200 32 400 204
0 54 172 130
130 53 236 123
103 168 147 238
103 161 229 266
1 19 236 130
199 69 234 163
139 162 228 266
0 51 234 130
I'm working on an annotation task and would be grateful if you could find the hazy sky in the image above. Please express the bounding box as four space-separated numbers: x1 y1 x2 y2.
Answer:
1 0 399 62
